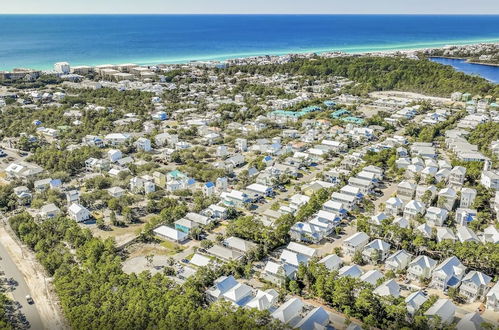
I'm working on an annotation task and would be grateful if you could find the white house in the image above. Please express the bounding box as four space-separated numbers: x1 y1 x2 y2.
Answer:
374 279 400 298
437 188 457 211
459 271 492 302
486 282 499 311
403 200 425 220
407 255 437 281
343 232 370 256
405 291 428 315
108 149 122 162
271 298 304 326
431 256 466 291
385 197 404 216
135 137 152 152
263 261 297 286
39 203 61 219
362 239 391 264
456 312 486 330
385 249 412 272
480 170 499 191
455 208 477 226
319 254 342 271
338 265 363 278
154 225 188 243
424 299 456 325
460 188 477 209
68 203 91 222
425 207 448 227
360 269 384 286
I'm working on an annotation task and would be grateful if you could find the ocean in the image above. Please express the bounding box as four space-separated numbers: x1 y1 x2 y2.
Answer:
1 15 499 70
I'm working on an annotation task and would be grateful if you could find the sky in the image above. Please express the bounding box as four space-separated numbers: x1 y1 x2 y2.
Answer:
1 0 499 14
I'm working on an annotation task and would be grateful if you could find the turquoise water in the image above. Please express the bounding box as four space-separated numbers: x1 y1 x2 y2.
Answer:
429 57 499 83
1 15 499 70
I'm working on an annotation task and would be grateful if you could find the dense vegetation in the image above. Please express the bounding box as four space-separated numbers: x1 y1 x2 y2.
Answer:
224 57 499 97
28 146 102 176
357 211 499 278
226 188 335 250
468 122 499 163
9 213 285 330
0 293 14 330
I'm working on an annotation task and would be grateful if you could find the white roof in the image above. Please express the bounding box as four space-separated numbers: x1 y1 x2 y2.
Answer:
295 307 330 330
374 279 400 298
185 212 210 225
462 270 492 287
405 291 428 314
207 275 238 299
68 202 88 215
365 239 391 252
245 289 278 311
224 236 257 253
271 298 304 324
434 256 466 279
222 282 252 303
153 225 188 241
360 269 384 285
338 265 363 278
456 312 484 330
280 249 309 267
246 183 270 193
290 194 310 205
409 255 437 270
319 254 342 271
286 242 317 257
316 210 337 222
190 253 211 267
322 200 344 211
40 203 60 213
424 299 456 322
344 232 369 247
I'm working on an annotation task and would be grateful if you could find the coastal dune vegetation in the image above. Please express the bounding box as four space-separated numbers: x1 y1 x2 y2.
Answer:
224 56 499 97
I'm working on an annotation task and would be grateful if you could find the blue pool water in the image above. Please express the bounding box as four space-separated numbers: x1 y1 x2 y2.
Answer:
0 15 499 71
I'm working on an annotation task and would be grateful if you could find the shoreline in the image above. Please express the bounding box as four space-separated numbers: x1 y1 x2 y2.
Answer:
429 56 499 67
3 39 499 71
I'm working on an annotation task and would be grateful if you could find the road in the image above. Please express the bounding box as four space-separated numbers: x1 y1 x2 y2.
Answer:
0 242 43 329
0 225 67 330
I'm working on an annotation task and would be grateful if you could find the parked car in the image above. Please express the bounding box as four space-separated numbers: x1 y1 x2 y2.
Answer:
26 295 34 304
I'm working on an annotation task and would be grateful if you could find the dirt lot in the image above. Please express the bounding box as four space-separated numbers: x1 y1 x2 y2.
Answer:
369 91 454 104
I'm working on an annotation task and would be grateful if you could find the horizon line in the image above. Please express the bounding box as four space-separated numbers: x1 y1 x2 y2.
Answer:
2 13 499 15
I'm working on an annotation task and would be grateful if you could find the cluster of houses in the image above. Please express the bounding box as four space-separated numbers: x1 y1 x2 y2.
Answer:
288 165 383 243
207 275 335 329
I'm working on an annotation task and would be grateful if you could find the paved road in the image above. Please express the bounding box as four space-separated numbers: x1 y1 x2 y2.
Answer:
0 242 43 329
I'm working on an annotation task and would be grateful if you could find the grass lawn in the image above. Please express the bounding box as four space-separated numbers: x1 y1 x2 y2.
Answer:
160 239 185 255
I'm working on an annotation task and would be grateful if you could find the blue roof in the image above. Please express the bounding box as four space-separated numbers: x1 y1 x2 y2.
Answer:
264 156 272 161
324 100 336 107
331 109 350 118
50 179 62 186
205 182 215 188
187 178 196 185
301 105 322 113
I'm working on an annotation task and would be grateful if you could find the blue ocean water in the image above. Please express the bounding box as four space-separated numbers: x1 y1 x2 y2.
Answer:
430 58 499 83
1 15 499 70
